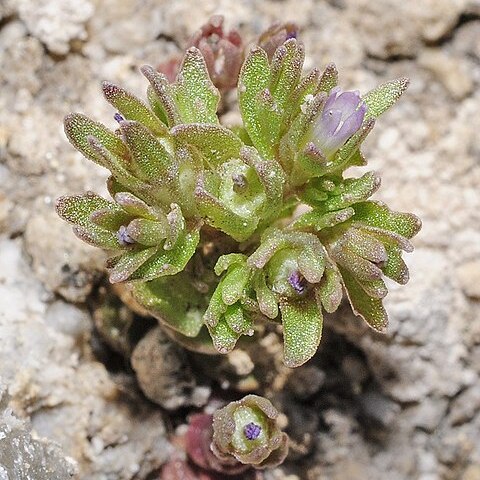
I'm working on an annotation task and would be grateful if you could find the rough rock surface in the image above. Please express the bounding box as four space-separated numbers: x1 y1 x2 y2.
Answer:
0 1 479 479
0 385 77 479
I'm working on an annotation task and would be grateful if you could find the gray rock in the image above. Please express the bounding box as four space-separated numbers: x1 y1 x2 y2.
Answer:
0 385 78 479
17 0 94 55
131 326 211 410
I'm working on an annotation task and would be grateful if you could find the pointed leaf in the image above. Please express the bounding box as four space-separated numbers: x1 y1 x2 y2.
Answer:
126 218 168 246
108 246 157 283
173 47 220 124
208 317 241 354
128 227 200 281
254 273 279 319
280 296 323 367
238 47 272 158
317 63 338 94
352 201 422 239
172 124 243 168
132 272 206 337
120 120 176 182
363 77 409 120
316 260 343 313
141 65 181 126
102 82 168 136
339 266 388 331
323 172 381 211
64 113 128 168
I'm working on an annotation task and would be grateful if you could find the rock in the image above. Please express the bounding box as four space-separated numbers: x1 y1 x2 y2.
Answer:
452 22 480 61
419 49 474 100
0 237 170 478
359 390 400 429
17 0 94 55
449 385 480 426
24 203 106 303
0 385 78 479
456 260 480 299
45 300 91 340
286 365 325 400
462 465 480 480
346 0 466 59
131 327 211 410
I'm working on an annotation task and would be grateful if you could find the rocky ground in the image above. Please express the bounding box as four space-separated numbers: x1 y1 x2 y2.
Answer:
1 0 480 479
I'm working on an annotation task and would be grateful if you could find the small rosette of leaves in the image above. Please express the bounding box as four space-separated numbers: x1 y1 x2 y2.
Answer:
56 191 199 284
239 38 409 186
212 395 289 469
56 21 421 368
290 172 421 333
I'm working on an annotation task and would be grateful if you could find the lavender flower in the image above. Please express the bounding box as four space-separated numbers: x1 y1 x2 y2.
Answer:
313 87 367 158
244 422 262 441
117 225 135 246
288 270 308 295
114 112 125 123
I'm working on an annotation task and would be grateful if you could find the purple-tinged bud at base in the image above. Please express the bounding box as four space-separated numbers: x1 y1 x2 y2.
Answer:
313 87 367 158
244 422 262 441
288 270 308 295
117 225 135 246
114 112 125 123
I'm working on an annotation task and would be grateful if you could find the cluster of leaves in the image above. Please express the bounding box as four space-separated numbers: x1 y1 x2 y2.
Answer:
57 20 420 368
161 395 287 477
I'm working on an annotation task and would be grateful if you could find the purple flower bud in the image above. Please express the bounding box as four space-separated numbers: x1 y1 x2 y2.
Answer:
117 225 135 246
288 270 307 295
114 112 125 123
313 87 367 157
244 422 262 441
231 173 247 192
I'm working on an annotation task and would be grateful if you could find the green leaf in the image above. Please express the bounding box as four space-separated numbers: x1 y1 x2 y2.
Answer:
317 62 338 93
282 68 321 125
55 193 120 249
289 207 354 232
220 264 251 306
331 247 383 283
102 82 168 136
90 208 130 231
114 192 157 219
225 303 253 335
363 77 409 120
128 227 200 281
316 260 343 313
64 113 128 168
87 137 158 206
253 273 279 319
269 39 304 117
195 173 258 242
323 172 381 211
172 124 243 168
108 246 158 283
330 118 375 174
280 296 323 367
173 47 220 124
341 228 388 264
120 121 176 183
131 271 206 337
126 218 168 246
381 244 409 285
240 147 285 221
215 254 248 276
339 266 388 332
208 317 242 354
238 47 273 159
141 65 181 126
352 201 422 239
